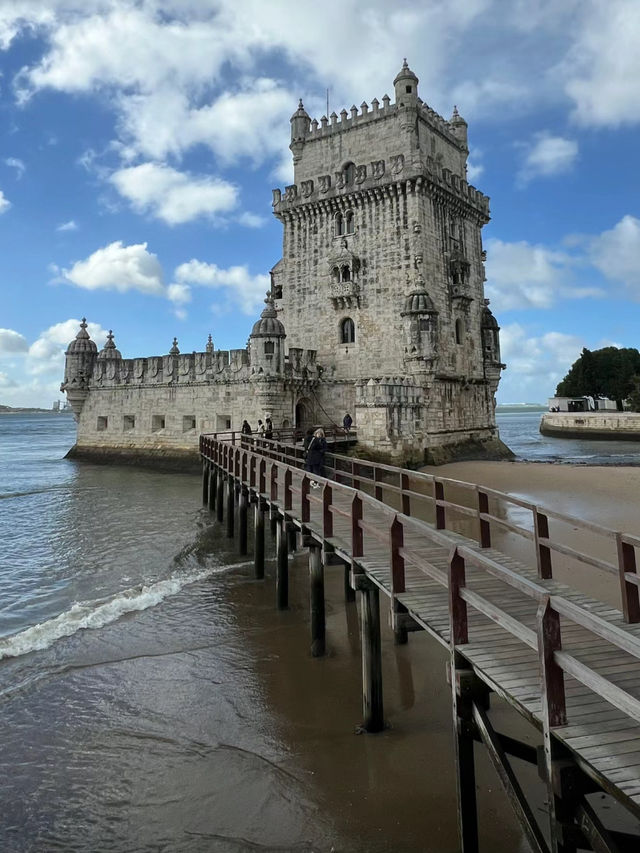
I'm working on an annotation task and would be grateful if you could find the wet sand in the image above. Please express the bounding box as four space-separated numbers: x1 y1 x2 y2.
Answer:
422 460 640 533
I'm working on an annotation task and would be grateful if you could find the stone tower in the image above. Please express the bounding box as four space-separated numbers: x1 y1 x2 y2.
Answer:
271 60 509 463
60 318 98 418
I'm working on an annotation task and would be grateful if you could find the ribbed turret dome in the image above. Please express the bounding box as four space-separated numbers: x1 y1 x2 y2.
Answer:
97 330 122 359
393 58 419 88
251 294 286 338
481 304 499 329
67 318 98 353
401 286 437 315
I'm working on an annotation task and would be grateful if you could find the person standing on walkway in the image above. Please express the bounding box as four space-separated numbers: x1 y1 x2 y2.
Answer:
343 412 353 433
265 415 273 440
306 428 327 487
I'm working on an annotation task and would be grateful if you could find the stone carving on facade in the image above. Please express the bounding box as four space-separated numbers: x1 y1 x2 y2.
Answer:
284 184 298 202
318 174 331 193
272 188 281 205
301 180 314 198
371 159 385 179
334 171 346 190
355 165 367 184
391 154 404 174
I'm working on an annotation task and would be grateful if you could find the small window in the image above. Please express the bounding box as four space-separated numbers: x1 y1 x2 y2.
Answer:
341 265 351 282
419 318 430 332
344 162 355 185
335 212 344 236
152 414 165 432
332 266 340 282
273 283 283 299
455 319 463 345
345 211 354 234
341 317 355 344
264 341 275 354
406 85 412 94
123 415 135 431
97 416 108 431
216 414 231 432
183 415 196 432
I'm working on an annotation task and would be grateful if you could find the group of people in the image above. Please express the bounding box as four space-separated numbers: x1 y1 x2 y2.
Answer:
238 412 354 489
241 416 272 439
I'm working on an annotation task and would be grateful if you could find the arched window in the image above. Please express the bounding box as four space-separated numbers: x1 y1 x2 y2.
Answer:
335 212 344 236
332 266 340 282
344 162 355 185
341 265 351 282
345 211 354 234
455 318 463 345
341 317 355 344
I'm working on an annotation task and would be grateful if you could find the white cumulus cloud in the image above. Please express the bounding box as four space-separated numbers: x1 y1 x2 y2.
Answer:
61 240 165 295
175 259 269 315
56 219 78 231
5 157 25 178
110 163 238 225
0 328 29 353
517 132 578 185
27 318 108 376
588 215 640 299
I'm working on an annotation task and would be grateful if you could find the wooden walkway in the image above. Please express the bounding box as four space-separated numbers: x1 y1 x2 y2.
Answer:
200 432 640 853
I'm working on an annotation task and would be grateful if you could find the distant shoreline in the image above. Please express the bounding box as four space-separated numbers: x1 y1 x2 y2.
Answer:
0 408 73 415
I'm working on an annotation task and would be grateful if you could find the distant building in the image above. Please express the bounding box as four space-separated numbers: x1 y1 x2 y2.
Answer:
61 61 510 466
547 396 619 413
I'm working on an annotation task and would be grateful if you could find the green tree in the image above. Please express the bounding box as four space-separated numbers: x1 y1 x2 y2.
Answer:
556 347 640 410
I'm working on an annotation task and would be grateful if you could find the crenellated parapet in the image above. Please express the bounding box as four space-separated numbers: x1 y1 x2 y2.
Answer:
355 376 424 408
272 154 489 219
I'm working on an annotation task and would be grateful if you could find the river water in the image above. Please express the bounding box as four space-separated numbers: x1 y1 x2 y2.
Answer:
1 412 637 852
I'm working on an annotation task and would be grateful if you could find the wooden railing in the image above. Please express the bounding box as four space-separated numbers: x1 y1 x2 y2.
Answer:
450 545 640 730
200 434 640 624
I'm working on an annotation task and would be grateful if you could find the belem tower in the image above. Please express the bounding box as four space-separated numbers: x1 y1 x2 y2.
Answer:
61 61 511 467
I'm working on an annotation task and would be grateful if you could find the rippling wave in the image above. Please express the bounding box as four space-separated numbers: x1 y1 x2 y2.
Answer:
0 564 235 660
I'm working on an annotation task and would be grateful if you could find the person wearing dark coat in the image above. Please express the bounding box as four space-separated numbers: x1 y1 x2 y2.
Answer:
305 428 327 487
343 412 353 433
241 420 252 435
264 416 273 439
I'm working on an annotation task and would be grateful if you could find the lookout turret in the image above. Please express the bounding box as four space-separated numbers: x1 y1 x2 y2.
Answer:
393 58 419 107
60 318 98 418
290 99 310 164
250 293 286 375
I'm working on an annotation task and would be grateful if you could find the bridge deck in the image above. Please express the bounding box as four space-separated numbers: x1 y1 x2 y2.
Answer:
201 433 640 843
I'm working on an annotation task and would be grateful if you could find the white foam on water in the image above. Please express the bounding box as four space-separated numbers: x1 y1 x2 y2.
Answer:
0 562 249 661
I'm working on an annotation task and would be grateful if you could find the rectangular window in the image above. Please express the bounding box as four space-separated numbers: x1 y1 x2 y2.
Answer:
123 415 135 431
152 415 165 432
216 414 232 432
264 341 275 354
183 415 196 432
97 416 108 431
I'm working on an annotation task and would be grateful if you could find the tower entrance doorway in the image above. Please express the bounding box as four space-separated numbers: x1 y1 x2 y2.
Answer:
295 398 313 430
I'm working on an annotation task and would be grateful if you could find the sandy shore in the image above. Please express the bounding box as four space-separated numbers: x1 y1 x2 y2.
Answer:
422 460 640 534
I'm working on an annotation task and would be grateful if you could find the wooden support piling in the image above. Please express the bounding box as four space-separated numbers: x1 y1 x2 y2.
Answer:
225 476 235 538
216 469 224 523
208 464 217 512
358 579 384 733
238 487 248 555
344 562 356 602
276 518 289 610
309 545 326 657
202 463 209 504
451 662 480 853
254 500 265 579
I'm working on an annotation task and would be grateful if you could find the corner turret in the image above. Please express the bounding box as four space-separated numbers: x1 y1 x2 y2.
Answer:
250 292 286 374
290 99 310 164
449 105 468 150
393 59 419 108
60 318 98 417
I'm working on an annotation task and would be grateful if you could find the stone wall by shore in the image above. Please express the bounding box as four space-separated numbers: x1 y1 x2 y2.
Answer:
540 412 640 440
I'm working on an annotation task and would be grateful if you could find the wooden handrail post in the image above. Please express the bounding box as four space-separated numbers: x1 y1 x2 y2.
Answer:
448 547 468 646
323 484 333 538
284 468 292 511
477 489 491 548
400 472 411 516
390 516 408 645
249 456 256 489
616 533 640 623
259 459 266 494
241 451 247 484
537 595 566 728
352 494 363 558
234 448 240 478
374 467 383 502
535 508 553 579
435 480 446 530
353 461 360 491
301 475 311 523
270 463 278 502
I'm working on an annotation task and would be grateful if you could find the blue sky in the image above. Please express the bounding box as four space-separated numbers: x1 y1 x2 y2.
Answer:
0 0 639 407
